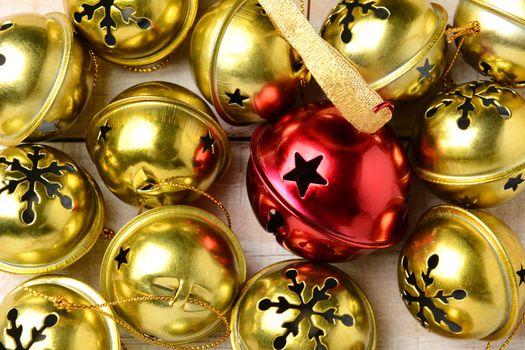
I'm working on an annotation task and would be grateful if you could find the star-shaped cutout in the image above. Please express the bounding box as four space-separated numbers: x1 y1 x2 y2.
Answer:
517 265 525 286
255 3 267 15
458 195 478 209
98 120 112 142
37 120 59 135
200 131 216 154
283 153 327 198
266 209 285 233
114 247 130 270
0 54 5 66
417 58 435 81
225 88 249 107
504 174 524 192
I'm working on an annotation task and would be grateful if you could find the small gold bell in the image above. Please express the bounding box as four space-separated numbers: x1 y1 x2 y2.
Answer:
320 0 448 101
0 275 120 349
455 0 525 87
0 144 104 274
85 81 230 207
190 0 309 125
411 80 525 208
398 205 525 340
0 12 94 145
64 0 197 68
100 205 246 344
231 260 376 349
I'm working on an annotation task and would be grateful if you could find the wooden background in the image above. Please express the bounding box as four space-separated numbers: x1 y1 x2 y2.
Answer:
1 1 524 349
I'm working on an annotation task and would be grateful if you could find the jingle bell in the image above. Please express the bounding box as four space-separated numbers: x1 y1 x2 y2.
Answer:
411 80 525 208
0 12 94 145
246 102 411 262
231 260 376 349
64 0 197 68
85 81 230 208
320 0 448 101
0 144 104 274
0 275 120 349
100 205 246 344
189 0 309 125
398 205 525 340
455 0 525 87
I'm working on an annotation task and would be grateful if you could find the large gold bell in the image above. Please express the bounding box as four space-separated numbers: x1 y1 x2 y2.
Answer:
100 205 246 344
64 0 197 68
320 0 448 101
455 0 525 87
411 80 525 208
398 205 525 340
0 144 104 274
231 260 376 349
0 275 120 349
189 0 309 125
85 81 230 207
0 12 94 145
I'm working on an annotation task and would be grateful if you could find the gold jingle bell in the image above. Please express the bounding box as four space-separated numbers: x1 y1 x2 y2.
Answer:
398 205 525 340
64 0 197 68
85 81 230 208
0 12 94 145
0 275 120 349
320 0 448 102
231 260 376 350
455 0 525 87
411 80 525 208
100 205 246 344
189 0 309 125
0 144 104 274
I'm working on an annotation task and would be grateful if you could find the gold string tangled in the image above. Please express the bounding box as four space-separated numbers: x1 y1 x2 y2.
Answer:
99 227 117 240
140 179 232 228
123 53 176 73
89 50 100 88
442 21 481 87
23 287 231 350
485 312 525 350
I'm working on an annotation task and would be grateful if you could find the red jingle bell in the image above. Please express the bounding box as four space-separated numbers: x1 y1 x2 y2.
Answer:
246 102 411 262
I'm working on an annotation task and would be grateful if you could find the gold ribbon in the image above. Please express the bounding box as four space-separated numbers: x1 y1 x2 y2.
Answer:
259 0 391 133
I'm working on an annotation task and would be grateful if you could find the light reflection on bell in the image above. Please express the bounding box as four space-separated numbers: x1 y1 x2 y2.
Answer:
85 81 231 208
0 12 94 145
100 205 246 344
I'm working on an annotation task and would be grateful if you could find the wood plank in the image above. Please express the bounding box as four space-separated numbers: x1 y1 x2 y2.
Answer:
1 1 525 349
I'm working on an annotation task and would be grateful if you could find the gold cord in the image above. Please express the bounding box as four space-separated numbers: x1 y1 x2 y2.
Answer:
100 227 117 240
300 0 311 21
23 287 231 350
89 50 100 88
140 179 232 229
442 21 481 88
123 53 175 73
485 312 525 350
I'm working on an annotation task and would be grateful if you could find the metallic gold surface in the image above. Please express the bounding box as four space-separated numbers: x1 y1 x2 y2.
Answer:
86 81 230 208
100 205 246 345
231 260 376 349
64 0 197 67
410 80 525 208
455 0 525 87
0 275 120 349
0 144 104 274
190 0 309 125
321 1 448 101
0 12 94 146
398 205 525 340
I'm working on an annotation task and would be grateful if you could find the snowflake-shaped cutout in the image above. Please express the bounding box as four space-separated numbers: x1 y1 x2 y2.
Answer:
0 308 58 350
425 81 516 130
258 269 353 350
401 254 467 333
73 0 152 46
0 146 76 225
322 0 390 44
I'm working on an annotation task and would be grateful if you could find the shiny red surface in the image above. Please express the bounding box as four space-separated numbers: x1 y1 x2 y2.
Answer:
247 102 411 262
